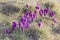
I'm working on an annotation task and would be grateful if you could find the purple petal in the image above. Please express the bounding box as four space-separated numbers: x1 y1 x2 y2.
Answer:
29 10 32 17
5 28 9 33
29 13 32 17
25 23 29 28
24 22 29 28
21 27 24 32
29 10 32 14
35 6 40 9
26 4 28 8
34 10 37 14
49 11 55 17
25 10 29 17
33 10 37 18
26 17 31 23
18 22 23 27
24 13 28 18
52 18 57 23
12 21 16 30
20 16 26 22
44 8 48 16
37 21 42 27
39 9 43 16
33 13 36 18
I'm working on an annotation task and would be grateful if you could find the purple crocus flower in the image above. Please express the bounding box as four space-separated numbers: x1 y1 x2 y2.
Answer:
29 11 35 20
23 22 29 28
52 18 57 23
34 10 37 14
29 10 32 17
26 17 31 23
39 9 43 16
18 22 24 32
44 8 48 16
24 10 29 17
33 10 37 19
18 22 23 27
33 13 36 18
21 27 24 32
5 27 9 33
26 4 28 8
20 16 26 22
24 13 28 18
20 16 26 20
49 11 55 17
24 23 29 28
35 5 40 9
12 21 16 30
37 21 42 27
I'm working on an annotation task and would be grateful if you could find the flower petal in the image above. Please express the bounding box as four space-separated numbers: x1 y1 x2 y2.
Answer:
5 27 9 33
49 11 55 17
12 21 16 30
39 9 43 16
44 8 48 16
37 21 42 27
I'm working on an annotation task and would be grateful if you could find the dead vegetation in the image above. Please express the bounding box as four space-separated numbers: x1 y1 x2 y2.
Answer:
0 2 20 16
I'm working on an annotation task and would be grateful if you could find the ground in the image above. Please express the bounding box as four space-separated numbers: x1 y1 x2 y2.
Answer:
0 0 60 40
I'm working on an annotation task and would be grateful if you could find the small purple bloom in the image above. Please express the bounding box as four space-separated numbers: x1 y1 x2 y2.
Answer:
33 13 36 18
44 8 48 16
26 17 31 23
29 11 33 17
49 11 55 17
23 22 29 28
24 14 27 18
21 16 26 20
37 21 42 27
21 27 24 32
39 9 43 16
5 28 9 33
20 16 26 22
25 23 29 28
18 22 21 27
29 10 32 14
35 5 40 9
24 13 28 18
34 10 37 14
12 21 16 30
33 10 37 19
52 18 57 23
18 22 23 27
26 4 28 8
25 10 29 17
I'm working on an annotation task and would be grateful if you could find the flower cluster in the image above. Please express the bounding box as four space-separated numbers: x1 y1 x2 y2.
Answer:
5 3 57 33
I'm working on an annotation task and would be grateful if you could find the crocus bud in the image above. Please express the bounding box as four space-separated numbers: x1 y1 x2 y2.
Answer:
24 10 29 16
29 10 32 17
24 23 29 28
20 16 26 23
39 9 43 16
37 21 42 27
35 5 40 9
33 13 36 18
52 18 57 23
24 12 29 18
5 27 9 34
49 11 55 17
21 27 24 32
26 4 28 8
26 17 31 23
12 21 16 30
18 22 23 27
34 10 37 14
44 8 48 16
